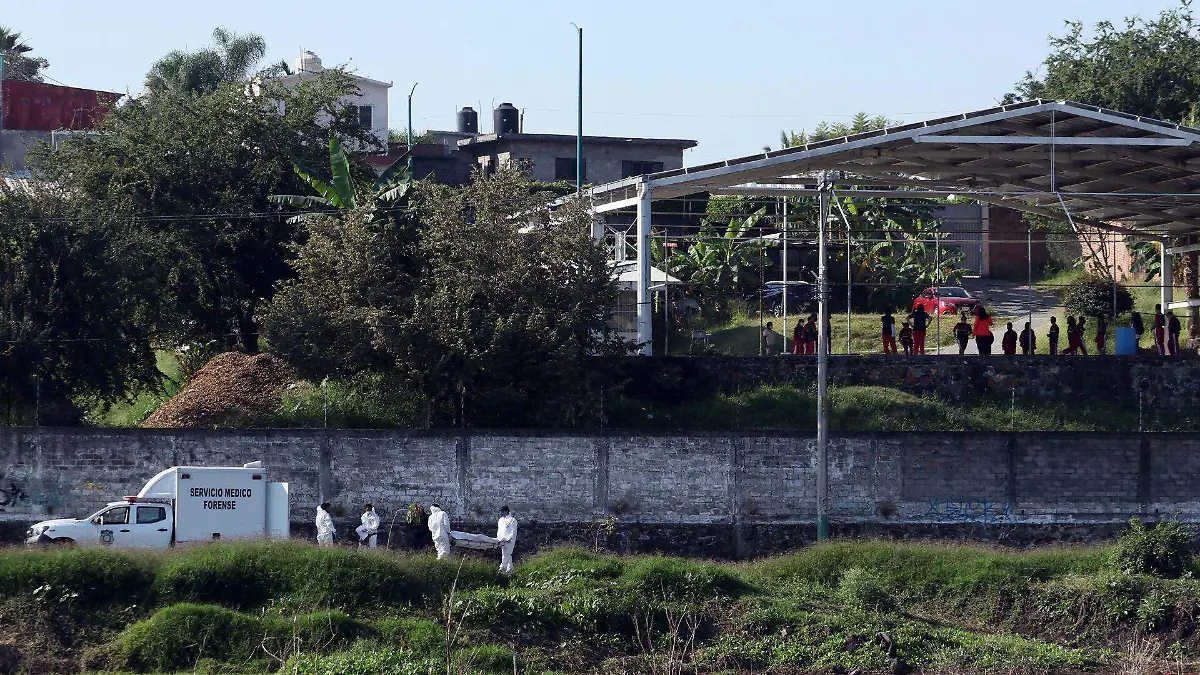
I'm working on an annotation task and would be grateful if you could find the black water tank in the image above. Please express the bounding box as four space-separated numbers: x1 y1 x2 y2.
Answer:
494 103 519 135
456 107 478 134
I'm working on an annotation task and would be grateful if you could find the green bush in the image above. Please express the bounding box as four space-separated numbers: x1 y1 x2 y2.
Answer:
619 556 748 600
1062 277 1134 317
838 567 894 613
0 547 157 608
154 542 503 610
514 546 624 590
107 603 370 672
1109 518 1194 579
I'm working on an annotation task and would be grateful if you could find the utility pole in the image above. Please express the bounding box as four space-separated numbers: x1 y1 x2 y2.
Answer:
816 173 832 542
407 83 418 151
571 23 583 192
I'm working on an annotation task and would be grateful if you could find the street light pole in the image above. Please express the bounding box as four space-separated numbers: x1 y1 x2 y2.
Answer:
571 23 583 193
816 173 832 542
407 83 418 151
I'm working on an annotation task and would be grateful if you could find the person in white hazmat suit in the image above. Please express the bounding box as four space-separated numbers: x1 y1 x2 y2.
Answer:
497 505 518 574
355 503 381 548
315 502 335 547
427 503 451 559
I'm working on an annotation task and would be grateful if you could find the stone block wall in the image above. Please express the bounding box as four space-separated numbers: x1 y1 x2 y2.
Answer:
2 428 1197 555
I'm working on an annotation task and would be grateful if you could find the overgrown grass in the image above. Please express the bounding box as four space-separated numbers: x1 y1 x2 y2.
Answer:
627 383 1192 431
272 372 425 429
85 351 184 427
4 538 1200 673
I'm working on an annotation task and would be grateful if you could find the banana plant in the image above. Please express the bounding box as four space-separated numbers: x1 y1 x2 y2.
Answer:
269 136 412 221
667 207 771 300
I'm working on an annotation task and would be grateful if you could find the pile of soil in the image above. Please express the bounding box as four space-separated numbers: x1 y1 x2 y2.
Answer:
142 352 294 428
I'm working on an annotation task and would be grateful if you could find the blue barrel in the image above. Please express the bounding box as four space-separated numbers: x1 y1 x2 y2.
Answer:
1114 327 1137 355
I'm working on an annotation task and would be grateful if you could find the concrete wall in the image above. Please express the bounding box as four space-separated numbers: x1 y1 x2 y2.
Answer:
0 129 50 173
1 428 1196 554
483 138 687 184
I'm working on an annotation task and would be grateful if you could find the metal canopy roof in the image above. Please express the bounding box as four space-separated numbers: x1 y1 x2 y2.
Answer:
587 100 1200 236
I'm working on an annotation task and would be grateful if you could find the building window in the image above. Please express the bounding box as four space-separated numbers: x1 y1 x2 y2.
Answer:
622 160 664 178
555 157 586 182
349 104 373 130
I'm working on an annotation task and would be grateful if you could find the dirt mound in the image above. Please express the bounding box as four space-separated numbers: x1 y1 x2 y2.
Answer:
142 352 293 428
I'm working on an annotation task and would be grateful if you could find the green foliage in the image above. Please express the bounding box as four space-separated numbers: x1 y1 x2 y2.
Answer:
269 136 415 218
454 644 519 673
667 204 771 308
837 567 894 614
1006 5 1200 122
779 112 896 148
0 548 158 608
273 372 425 428
1062 277 1135 317
144 27 270 95
285 645 429 675
152 542 503 610
0 181 161 424
1109 517 1195 579
33 70 376 354
107 603 369 672
513 546 625 590
619 556 748 600
0 25 50 81
373 616 442 656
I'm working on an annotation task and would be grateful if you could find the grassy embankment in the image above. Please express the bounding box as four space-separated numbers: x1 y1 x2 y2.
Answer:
2 530 1199 674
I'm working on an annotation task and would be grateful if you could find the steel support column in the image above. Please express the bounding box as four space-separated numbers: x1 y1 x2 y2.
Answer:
636 181 653 355
1162 241 1175 311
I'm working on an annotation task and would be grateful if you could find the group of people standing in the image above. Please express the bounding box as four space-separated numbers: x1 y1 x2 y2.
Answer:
313 501 519 574
878 303 1186 356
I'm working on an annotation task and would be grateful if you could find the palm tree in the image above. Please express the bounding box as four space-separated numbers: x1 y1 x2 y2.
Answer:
144 28 268 95
0 25 49 81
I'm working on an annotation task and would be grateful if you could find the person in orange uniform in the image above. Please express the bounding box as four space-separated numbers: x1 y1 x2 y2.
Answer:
973 306 994 355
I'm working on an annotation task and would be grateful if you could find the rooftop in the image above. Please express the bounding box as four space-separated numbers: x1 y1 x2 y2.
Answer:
458 132 697 149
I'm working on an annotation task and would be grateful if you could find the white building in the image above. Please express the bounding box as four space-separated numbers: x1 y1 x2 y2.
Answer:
277 51 391 147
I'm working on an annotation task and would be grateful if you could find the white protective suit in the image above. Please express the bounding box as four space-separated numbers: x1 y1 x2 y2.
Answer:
497 513 518 574
355 508 381 548
428 505 451 559
315 506 335 547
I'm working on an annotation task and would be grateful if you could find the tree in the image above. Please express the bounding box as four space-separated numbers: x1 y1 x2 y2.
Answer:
1005 5 1200 122
269 136 413 218
32 72 375 353
0 180 160 424
265 166 631 427
145 27 269 95
667 205 772 312
779 113 896 149
0 25 49 82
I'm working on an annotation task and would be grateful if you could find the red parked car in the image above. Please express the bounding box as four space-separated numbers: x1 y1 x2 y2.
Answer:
911 286 980 315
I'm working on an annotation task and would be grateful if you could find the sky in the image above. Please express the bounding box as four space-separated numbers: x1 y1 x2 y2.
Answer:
4 0 1184 165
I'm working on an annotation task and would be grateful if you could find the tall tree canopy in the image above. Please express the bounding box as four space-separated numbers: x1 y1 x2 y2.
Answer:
1005 4 1200 122
0 181 160 424
144 27 277 95
0 25 49 82
32 72 376 353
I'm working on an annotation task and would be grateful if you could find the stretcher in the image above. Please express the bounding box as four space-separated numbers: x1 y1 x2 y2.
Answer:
450 530 501 550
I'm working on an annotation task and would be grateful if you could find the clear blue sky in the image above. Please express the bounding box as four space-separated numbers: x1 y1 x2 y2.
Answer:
6 0 1182 164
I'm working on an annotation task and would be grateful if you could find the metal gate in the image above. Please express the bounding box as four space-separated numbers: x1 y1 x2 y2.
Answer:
936 204 985 276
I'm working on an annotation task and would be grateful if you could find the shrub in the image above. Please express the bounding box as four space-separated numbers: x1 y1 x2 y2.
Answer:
0 548 157 609
837 567 894 613
515 546 624 591
1109 518 1194 579
108 603 371 671
1062 277 1134 317
154 542 502 610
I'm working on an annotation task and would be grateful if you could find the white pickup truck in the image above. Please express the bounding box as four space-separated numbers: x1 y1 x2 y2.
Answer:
25 462 289 548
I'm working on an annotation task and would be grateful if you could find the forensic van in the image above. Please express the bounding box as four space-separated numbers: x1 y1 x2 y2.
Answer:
25 462 289 548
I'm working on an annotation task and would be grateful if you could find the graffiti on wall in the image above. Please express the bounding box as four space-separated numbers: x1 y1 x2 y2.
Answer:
0 481 29 508
927 498 1012 525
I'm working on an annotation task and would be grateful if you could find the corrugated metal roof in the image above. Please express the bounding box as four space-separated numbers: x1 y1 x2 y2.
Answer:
586 100 1200 236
